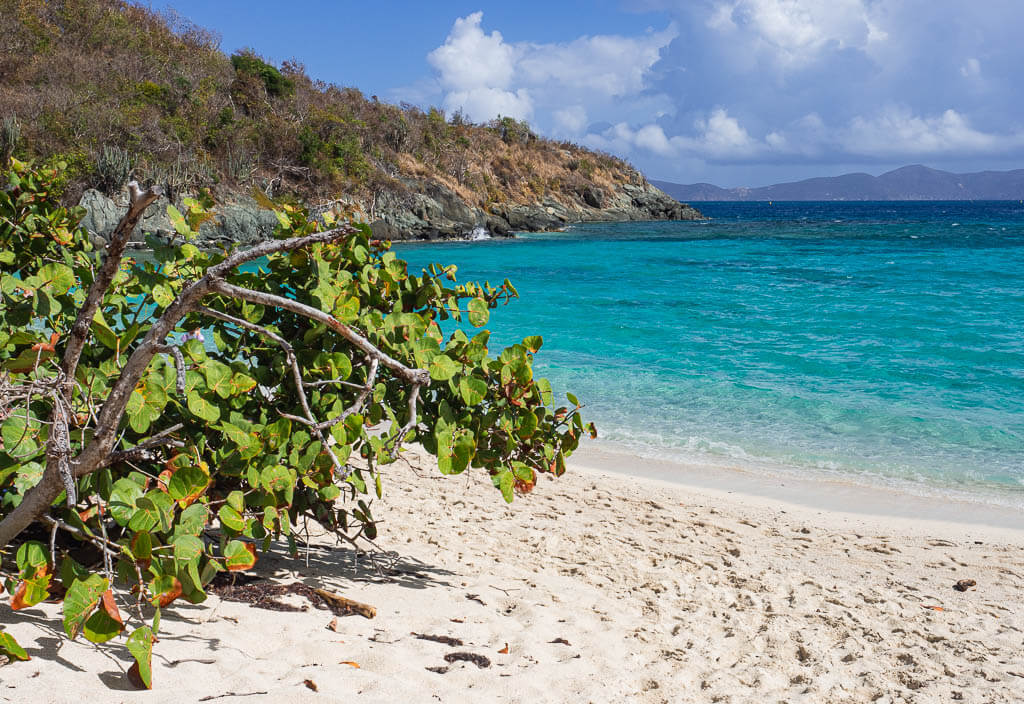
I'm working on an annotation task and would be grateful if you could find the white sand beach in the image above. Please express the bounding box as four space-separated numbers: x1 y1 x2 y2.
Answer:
2 447 1022 703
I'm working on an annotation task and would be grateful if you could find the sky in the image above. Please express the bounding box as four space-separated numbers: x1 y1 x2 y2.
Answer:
152 1 1024 188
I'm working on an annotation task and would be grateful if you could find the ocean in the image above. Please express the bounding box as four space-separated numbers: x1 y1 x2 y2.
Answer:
397 202 1024 509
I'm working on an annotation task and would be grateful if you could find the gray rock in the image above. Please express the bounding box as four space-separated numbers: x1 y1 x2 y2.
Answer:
77 173 703 246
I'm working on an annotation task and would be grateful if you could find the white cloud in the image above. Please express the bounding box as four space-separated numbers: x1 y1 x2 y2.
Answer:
959 57 981 78
554 105 588 133
427 13 676 126
706 0 879 68
428 12 517 91
841 107 1017 156
583 109 764 161
428 12 531 120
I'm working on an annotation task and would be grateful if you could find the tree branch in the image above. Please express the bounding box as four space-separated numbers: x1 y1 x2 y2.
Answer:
207 280 429 386
0 225 357 547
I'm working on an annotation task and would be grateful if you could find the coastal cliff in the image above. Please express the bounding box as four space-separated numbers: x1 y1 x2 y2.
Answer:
76 173 701 247
2 0 701 245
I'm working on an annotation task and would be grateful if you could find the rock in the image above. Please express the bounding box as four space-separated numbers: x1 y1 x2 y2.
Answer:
582 186 604 208
78 173 703 246
369 219 400 241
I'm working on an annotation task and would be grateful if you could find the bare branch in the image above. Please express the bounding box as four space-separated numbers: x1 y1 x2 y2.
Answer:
62 181 163 384
207 280 429 386
155 344 186 395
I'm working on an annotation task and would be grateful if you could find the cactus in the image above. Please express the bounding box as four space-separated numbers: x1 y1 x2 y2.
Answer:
96 145 132 193
1 116 21 166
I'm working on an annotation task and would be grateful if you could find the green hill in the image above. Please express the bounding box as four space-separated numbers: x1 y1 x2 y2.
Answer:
0 0 700 240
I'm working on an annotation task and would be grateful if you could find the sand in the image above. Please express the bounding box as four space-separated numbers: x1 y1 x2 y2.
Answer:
1 447 1022 703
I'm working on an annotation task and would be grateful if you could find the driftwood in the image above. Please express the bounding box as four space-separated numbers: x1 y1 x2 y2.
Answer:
312 587 376 619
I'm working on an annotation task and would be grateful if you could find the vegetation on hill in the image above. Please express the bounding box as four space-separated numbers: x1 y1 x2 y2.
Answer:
0 0 648 211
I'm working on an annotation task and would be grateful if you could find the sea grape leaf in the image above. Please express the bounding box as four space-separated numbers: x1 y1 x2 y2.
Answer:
0 630 29 661
467 297 489 327
126 626 154 689
83 590 124 643
218 505 244 532
223 540 257 571
63 574 108 640
459 376 487 406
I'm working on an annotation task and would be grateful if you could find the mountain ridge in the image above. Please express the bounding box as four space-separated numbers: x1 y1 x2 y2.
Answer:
654 165 1024 201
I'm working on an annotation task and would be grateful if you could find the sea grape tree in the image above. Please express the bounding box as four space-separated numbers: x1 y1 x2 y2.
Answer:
0 159 590 685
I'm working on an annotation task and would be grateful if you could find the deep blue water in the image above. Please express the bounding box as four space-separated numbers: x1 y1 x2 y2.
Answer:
397 202 1024 508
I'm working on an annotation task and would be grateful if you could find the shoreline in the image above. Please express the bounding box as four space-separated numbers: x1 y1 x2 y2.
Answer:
574 443 1024 540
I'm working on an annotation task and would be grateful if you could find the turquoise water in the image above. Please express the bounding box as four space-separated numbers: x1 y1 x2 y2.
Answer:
397 202 1024 508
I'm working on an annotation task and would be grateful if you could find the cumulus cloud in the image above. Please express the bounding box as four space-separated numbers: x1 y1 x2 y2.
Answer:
422 3 1024 184
427 12 676 128
840 108 1018 156
428 12 531 120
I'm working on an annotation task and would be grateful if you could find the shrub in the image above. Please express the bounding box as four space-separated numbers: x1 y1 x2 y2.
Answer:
230 51 294 97
0 160 591 685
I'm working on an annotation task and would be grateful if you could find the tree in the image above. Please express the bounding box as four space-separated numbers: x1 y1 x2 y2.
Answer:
0 159 591 685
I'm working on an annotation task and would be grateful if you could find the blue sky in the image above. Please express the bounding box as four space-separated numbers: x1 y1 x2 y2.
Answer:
154 1 1024 187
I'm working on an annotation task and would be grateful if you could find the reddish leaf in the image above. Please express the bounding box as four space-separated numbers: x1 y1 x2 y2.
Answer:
224 541 257 571
99 590 124 629
155 578 183 608
498 643 509 654
127 661 148 689
10 581 30 611
340 661 360 668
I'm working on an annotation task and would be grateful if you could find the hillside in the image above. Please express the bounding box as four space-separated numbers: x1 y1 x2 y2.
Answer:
654 165 1024 201
0 0 700 242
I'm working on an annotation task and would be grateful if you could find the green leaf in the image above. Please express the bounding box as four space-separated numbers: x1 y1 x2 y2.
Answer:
522 335 543 353
219 421 255 450
429 355 458 382
130 491 175 533
168 466 210 502
83 591 124 644
203 360 233 398
260 465 293 494
228 372 257 396
129 531 153 563
109 478 145 526
2 414 38 457
437 428 475 475
37 263 75 295
15 541 48 574
467 297 490 327
458 376 488 406
218 505 244 532
152 283 174 308
63 574 108 640
226 490 245 513
186 391 220 423
0 630 29 661
498 470 514 503
167 204 192 239
177 504 209 536
172 535 204 565
126 627 154 689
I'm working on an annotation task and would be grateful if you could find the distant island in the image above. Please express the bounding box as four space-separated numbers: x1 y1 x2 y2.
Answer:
654 165 1024 201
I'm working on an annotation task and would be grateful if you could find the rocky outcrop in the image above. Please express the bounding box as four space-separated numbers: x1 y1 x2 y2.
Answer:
80 178 703 246
367 177 703 241
78 188 280 248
